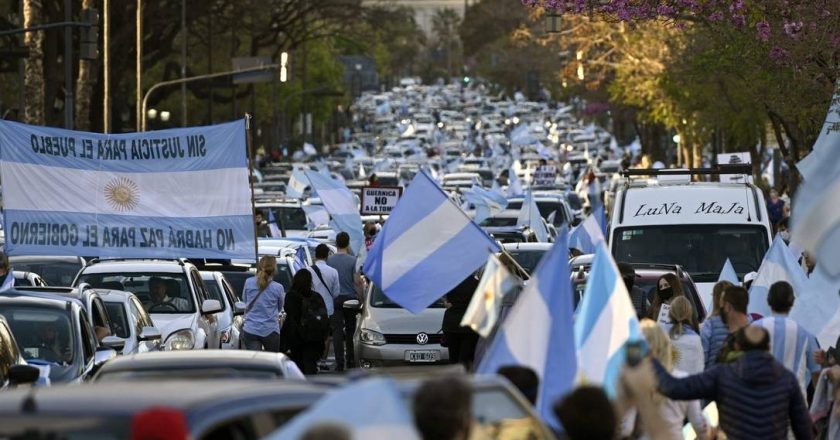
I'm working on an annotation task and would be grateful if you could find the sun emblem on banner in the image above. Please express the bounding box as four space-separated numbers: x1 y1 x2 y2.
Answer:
104 177 139 212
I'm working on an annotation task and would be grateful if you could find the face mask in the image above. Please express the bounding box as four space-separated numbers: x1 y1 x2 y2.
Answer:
780 230 791 241
658 287 674 301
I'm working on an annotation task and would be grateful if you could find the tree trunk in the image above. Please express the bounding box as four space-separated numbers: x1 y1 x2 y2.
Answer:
75 0 95 130
23 0 45 125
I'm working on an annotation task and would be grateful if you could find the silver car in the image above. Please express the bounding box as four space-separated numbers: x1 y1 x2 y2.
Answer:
200 271 245 350
97 289 162 355
350 284 449 368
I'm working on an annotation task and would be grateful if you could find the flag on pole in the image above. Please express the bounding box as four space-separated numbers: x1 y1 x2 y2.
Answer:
569 210 605 254
286 167 308 199
292 245 308 271
267 378 419 440
477 228 576 430
461 254 519 337
575 244 642 398
363 171 501 313
302 204 330 229
791 87 840 278
507 167 523 197
463 185 508 224
517 188 549 242
718 258 739 284
748 236 809 317
304 171 364 255
266 209 282 238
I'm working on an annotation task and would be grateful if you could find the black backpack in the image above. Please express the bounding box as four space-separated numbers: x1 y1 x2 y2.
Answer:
299 293 330 342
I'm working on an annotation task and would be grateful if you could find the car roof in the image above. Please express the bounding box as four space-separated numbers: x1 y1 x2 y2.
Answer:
94 289 134 302
502 242 553 251
0 380 325 416
80 260 189 274
9 255 85 264
97 350 294 374
0 292 75 310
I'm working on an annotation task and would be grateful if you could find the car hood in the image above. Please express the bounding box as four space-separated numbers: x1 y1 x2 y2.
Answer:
150 313 197 340
362 307 445 334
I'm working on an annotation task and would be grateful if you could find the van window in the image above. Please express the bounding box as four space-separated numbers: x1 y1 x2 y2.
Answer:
612 225 769 282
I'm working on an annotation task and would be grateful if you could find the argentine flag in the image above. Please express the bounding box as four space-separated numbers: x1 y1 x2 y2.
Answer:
748 236 809 317
0 120 255 259
517 188 549 242
575 244 641 398
463 185 507 224
718 258 739 284
569 208 605 254
364 171 500 313
286 167 308 199
477 228 576 430
304 171 364 255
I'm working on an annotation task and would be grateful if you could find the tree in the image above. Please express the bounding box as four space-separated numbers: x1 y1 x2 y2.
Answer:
22 0 43 125
431 8 462 78
74 0 95 130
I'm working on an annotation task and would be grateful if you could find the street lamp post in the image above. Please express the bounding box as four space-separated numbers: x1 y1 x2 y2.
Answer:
136 0 142 131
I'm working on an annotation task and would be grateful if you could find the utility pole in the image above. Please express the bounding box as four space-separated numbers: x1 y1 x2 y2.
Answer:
103 0 110 132
136 0 142 131
63 0 73 129
180 0 187 126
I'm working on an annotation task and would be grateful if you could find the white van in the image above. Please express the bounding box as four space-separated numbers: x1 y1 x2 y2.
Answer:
609 171 773 311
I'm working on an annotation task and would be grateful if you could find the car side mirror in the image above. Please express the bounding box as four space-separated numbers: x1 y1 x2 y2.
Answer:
201 299 223 315
233 301 246 316
8 364 40 386
101 335 125 352
343 299 362 312
138 326 162 342
94 347 117 366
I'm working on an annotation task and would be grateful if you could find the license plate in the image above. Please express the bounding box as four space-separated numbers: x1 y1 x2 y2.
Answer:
406 350 439 363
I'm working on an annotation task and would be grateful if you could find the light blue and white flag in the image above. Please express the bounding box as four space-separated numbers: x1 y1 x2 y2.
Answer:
292 245 308 271
477 228 576 430
748 236 809 317
517 188 549 242
575 244 641 398
302 204 330 228
569 210 605 254
791 265 840 348
0 120 255 258
304 171 363 254
461 253 519 337
286 167 308 199
718 258 739 284
0 272 14 292
267 377 418 440
358 162 367 179
791 87 840 278
507 167 523 197
266 209 282 238
363 171 501 313
463 185 508 224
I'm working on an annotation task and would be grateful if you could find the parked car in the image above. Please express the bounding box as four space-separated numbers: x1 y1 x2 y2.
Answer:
0 380 327 439
16 285 117 346
569 256 707 322
9 255 86 287
348 284 449 368
93 350 304 382
503 242 552 275
74 259 223 351
96 289 162 355
200 271 245 349
0 315 40 388
0 293 117 383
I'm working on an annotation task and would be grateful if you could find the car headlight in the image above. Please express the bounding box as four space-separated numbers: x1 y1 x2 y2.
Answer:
359 328 386 346
220 327 231 344
164 329 195 351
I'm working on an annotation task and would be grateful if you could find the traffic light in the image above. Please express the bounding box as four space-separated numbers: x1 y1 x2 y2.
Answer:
80 7 99 60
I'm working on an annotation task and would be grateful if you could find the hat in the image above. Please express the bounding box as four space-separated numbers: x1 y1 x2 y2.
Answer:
617 262 638 278
743 271 758 285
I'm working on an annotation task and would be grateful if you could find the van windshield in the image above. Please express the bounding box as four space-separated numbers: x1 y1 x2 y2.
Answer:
612 225 769 282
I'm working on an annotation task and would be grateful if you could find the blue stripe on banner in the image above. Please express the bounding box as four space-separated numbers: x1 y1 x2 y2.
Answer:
382 225 492 305
4 210 256 259
0 120 247 173
574 258 617 347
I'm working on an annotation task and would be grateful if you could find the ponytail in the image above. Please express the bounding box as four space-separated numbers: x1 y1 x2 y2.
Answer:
257 256 277 292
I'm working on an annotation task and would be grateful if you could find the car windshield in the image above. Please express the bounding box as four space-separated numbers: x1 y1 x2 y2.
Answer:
265 207 308 230
10 261 81 286
612 225 769 282
103 302 130 338
507 249 547 275
480 217 518 227
370 285 444 309
0 305 75 371
78 273 195 314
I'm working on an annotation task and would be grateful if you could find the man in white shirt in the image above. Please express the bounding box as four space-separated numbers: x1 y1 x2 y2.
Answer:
307 244 342 370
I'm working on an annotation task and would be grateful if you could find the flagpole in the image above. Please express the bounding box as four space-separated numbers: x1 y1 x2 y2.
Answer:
244 114 259 262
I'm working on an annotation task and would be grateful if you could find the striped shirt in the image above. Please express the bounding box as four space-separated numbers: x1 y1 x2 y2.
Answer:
756 314 821 396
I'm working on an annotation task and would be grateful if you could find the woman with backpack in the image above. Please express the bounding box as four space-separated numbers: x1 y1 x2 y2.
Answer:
242 256 285 352
283 270 330 375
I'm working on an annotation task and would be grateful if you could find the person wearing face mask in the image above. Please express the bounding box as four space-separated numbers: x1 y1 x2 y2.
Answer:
776 217 792 243
716 286 752 365
647 273 685 323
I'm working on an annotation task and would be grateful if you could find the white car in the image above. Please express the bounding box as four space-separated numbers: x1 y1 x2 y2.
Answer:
97 289 162 355
200 271 245 350
74 259 223 351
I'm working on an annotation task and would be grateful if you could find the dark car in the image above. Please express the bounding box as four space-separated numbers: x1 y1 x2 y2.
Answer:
9 255 86 287
0 380 327 439
93 350 304 382
0 315 40 388
569 255 707 323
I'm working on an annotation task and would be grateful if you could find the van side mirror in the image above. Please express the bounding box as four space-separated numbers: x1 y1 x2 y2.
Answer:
8 365 40 386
